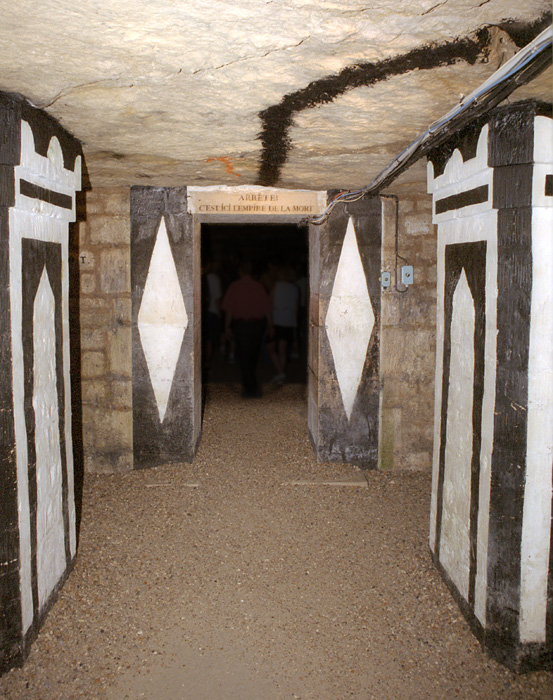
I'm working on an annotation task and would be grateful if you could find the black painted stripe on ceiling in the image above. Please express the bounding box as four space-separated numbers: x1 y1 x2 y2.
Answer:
256 14 551 187
546 173 553 196
435 185 489 214
257 32 488 186
19 179 72 210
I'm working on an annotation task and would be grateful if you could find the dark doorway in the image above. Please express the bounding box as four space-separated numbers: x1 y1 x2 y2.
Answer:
200 223 308 387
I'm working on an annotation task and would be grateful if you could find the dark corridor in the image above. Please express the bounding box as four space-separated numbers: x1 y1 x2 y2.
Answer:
201 223 309 387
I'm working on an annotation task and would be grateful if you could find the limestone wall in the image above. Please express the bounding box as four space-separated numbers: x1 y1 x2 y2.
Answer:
78 185 437 475
78 188 133 473
379 189 437 472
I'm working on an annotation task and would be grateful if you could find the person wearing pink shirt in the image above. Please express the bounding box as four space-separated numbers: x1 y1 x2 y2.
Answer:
221 260 273 397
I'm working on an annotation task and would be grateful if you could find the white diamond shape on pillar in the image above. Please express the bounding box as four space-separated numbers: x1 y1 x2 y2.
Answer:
325 218 375 420
138 218 188 423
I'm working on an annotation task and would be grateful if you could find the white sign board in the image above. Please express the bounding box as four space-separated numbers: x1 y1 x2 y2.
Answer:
187 186 327 217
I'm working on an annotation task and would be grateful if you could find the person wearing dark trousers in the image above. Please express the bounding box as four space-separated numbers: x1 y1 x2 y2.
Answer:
221 260 273 398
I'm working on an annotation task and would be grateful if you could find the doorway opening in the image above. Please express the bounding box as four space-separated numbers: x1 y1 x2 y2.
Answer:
200 222 309 390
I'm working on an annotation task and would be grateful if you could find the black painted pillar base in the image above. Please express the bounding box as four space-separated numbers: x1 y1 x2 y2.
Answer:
0 90 81 674
131 186 201 468
428 101 553 672
308 195 382 467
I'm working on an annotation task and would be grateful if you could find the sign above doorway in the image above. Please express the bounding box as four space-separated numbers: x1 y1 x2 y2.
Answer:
187 186 327 217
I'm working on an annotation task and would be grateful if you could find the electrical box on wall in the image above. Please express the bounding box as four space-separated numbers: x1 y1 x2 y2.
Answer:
381 271 391 288
401 265 414 286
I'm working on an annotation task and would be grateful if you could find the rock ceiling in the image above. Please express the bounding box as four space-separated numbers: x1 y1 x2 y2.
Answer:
0 1 551 192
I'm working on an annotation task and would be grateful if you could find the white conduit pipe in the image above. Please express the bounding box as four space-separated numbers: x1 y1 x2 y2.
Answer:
309 26 552 225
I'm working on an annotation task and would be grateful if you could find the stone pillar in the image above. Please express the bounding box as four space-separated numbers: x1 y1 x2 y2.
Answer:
308 195 382 466
0 92 81 672
131 186 201 468
77 187 133 473
428 101 552 671
378 184 436 471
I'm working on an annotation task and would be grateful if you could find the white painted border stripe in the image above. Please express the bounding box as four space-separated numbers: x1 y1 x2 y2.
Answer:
440 270 475 602
9 208 33 633
520 203 553 643
429 211 497 627
430 230 445 552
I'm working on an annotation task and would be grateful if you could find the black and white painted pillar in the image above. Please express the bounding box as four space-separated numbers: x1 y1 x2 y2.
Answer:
308 196 382 466
131 187 201 468
0 92 81 672
428 101 552 671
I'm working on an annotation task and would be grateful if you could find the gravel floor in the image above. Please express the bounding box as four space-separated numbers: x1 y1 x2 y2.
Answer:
1 383 551 700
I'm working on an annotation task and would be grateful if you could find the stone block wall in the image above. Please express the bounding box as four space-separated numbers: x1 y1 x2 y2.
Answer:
379 187 437 471
77 184 438 477
77 188 133 472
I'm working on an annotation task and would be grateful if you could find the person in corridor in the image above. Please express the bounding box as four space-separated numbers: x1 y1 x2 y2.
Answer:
268 263 299 384
221 260 273 398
